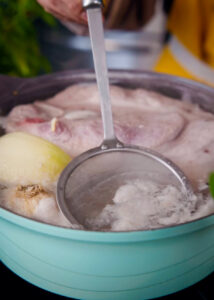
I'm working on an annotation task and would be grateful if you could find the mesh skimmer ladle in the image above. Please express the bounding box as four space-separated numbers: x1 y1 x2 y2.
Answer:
56 0 193 229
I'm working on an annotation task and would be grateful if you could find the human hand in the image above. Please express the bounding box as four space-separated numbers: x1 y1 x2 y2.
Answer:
37 0 87 24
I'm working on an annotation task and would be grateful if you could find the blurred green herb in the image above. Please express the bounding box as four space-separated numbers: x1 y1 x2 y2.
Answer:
209 173 214 199
0 0 56 77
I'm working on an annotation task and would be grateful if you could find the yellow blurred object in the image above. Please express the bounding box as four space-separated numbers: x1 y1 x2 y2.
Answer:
154 0 214 86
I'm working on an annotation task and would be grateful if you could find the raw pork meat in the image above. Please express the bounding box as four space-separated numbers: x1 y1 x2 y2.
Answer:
6 84 214 189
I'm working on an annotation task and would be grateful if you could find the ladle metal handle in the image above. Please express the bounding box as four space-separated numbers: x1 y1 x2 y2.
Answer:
83 0 120 148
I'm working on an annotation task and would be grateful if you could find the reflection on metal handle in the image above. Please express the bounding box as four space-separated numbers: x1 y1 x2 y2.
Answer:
82 0 103 9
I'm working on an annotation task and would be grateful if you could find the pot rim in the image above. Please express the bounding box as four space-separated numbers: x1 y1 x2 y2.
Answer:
1 207 214 242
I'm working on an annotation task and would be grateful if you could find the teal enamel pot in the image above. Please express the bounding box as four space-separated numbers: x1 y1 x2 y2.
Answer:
0 70 214 300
